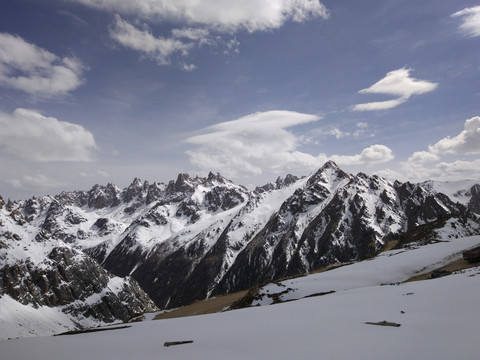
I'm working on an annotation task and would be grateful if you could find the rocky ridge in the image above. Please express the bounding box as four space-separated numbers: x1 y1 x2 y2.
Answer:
1 162 479 320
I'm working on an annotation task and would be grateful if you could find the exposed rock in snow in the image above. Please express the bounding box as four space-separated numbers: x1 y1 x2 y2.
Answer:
1 162 479 327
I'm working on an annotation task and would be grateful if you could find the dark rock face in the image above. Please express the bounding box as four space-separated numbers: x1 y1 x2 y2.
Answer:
468 184 480 214
0 246 157 323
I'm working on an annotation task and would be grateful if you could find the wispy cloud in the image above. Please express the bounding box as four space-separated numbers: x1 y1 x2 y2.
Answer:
0 108 97 162
352 68 438 111
182 63 197 72
110 15 193 65
186 110 325 178
0 33 86 98
451 6 480 37
171 27 211 43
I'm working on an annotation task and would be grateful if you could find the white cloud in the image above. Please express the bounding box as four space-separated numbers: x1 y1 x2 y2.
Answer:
407 151 440 164
435 159 480 178
352 68 438 111
79 169 111 178
381 116 480 182
0 33 85 97
353 122 373 138
327 127 349 139
382 158 480 183
223 37 241 55
172 27 211 43
429 116 480 155
352 98 407 112
71 0 329 32
186 110 395 179
182 63 197 72
452 6 480 37
0 108 97 162
186 110 326 178
311 122 373 140
77 1 328 67
6 174 66 191
110 15 193 65
330 144 394 165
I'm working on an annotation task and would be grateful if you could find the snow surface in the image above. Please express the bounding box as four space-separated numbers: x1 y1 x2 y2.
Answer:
254 234 480 305
1 268 479 359
0 295 78 339
421 179 478 205
1 235 480 359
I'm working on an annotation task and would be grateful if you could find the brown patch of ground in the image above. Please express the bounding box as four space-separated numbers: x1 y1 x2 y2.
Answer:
406 258 479 282
380 240 399 253
154 290 248 320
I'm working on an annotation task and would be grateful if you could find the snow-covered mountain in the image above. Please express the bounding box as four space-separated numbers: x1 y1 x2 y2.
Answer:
0 195 158 337
3 230 480 358
1 161 480 336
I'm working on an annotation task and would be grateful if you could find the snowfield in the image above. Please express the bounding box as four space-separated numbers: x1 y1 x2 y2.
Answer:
1 235 479 360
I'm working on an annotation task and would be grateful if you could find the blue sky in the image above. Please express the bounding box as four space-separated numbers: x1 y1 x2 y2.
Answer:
0 0 479 199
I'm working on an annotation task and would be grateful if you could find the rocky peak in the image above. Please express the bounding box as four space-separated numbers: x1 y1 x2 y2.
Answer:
123 178 146 203
207 171 226 184
275 174 299 189
307 160 349 187
167 173 193 194
146 182 166 205
87 183 121 209
6 199 17 212
23 197 41 219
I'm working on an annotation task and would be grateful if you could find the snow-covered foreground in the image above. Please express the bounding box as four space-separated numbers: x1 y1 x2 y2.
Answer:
1 236 480 360
1 266 479 360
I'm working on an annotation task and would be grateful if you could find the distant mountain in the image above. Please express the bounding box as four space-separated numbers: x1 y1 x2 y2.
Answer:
1 161 480 335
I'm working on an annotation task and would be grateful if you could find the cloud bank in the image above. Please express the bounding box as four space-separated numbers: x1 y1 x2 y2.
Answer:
330 145 394 165
352 68 438 111
0 108 97 162
380 116 480 182
186 110 325 177
0 33 85 97
429 116 480 155
71 0 329 32
452 6 480 37
186 110 394 179
6 174 66 192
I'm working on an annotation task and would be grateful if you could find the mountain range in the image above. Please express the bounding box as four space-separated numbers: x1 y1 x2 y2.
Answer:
1 161 479 336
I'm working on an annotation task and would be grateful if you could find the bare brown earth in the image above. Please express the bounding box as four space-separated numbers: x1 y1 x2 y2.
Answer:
154 290 248 320
406 257 478 282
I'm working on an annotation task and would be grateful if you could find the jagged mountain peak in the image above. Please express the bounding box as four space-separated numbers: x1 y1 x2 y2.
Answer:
321 159 340 170
307 160 350 188
2 162 480 332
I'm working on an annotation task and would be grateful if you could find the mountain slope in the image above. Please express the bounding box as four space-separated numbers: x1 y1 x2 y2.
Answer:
1 161 479 319
0 195 158 337
2 231 479 359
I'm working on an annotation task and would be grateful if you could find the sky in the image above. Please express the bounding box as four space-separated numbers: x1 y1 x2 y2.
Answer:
0 0 479 200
